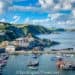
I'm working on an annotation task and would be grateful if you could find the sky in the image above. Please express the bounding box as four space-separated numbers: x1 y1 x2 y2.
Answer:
0 0 75 28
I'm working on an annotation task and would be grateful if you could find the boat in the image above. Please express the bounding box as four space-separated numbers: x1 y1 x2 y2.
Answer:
0 58 7 68
27 60 39 67
0 68 2 75
0 53 9 60
32 54 39 59
0 62 6 68
27 59 39 70
32 55 38 59
62 64 75 70
51 55 63 61
56 58 75 71
28 66 38 70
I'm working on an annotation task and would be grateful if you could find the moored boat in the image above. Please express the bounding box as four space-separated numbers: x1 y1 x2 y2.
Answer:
27 60 39 67
62 64 75 70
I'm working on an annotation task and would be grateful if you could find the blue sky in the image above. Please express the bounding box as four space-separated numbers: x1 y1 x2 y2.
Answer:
0 0 75 28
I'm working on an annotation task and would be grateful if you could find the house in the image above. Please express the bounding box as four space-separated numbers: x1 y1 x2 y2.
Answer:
12 34 34 47
5 45 15 53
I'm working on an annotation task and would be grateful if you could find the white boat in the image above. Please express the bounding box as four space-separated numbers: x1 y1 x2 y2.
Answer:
28 66 38 70
28 60 39 67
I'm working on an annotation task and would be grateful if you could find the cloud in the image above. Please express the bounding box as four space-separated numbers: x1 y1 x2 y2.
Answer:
0 0 75 14
62 1 72 10
24 11 75 28
11 15 20 23
48 13 62 20
0 1 5 14
4 0 13 4
24 18 31 24
57 20 75 25
39 0 54 9
24 17 50 27
13 0 26 2
70 0 75 3
9 6 37 11
0 18 6 22
7 0 75 15
9 5 52 13
0 0 12 14
0 0 75 26
72 9 75 16
54 4 61 10
39 0 74 11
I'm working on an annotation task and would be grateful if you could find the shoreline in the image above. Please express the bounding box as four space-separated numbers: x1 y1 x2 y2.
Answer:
8 50 75 55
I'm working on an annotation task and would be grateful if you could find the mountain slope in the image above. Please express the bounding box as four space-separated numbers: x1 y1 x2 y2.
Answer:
0 23 51 42
0 22 25 42
21 25 52 35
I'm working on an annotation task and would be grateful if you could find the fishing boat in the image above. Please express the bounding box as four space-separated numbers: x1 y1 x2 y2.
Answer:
0 61 6 68
56 58 75 71
27 60 39 70
0 53 9 60
0 58 7 68
28 60 39 67
62 64 75 70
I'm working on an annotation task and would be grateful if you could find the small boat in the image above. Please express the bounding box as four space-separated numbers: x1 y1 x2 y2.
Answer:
0 69 2 75
0 58 7 68
27 60 39 70
56 59 75 71
51 56 63 61
0 62 6 68
51 56 58 61
28 66 38 70
0 53 9 60
63 64 75 70
63 54 74 57
32 54 39 59
27 61 39 67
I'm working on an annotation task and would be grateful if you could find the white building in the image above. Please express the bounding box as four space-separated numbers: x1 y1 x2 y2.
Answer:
15 37 29 47
6 45 15 53
13 36 34 47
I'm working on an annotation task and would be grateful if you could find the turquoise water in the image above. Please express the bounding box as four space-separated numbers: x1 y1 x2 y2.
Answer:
2 54 75 75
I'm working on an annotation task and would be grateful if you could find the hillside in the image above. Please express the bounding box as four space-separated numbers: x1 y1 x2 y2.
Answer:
0 22 25 42
21 25 52 35
0 22 65 43
0 22 53 42
0 22 60 49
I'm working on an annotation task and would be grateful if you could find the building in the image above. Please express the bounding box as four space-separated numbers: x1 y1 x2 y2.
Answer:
5 45 15 53
1 41 9 48
13 35 34 47
14 37 29 47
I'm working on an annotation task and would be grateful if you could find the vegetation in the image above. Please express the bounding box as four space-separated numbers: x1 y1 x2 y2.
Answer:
0 22 63 44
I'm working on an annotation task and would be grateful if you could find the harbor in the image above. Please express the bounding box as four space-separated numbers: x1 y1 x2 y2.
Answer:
1 31 75 75
1 0 75 74
1 54 75 75
0 31 75 75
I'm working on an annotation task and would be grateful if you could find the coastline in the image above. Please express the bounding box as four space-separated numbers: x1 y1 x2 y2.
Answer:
8 50 75 55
